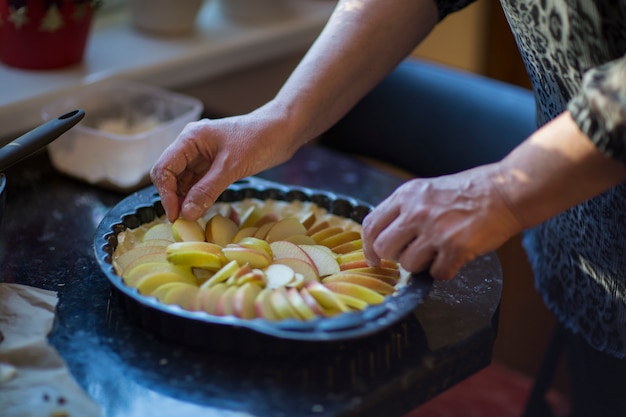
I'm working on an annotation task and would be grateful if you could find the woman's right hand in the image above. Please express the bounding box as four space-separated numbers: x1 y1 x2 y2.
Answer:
150 105 301 222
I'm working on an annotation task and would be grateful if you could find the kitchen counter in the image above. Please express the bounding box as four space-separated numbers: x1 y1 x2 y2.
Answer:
0 144 502 417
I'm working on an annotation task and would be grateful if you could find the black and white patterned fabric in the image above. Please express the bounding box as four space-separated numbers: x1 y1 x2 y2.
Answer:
436 0 626 358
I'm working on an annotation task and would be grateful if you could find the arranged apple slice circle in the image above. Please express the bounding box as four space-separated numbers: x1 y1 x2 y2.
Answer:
111 198 410 321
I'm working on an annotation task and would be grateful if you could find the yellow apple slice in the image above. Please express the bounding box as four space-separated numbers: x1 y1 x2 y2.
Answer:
334 292 369 310
305 281 349 313
135 270 196 295
221 246 272 269
309 226 344 244
337 250 366 264
299 287 330 316
171 218 206 242
236 269 266 286
299 211 316 230
283 234 317 245
113 245 167 275
264 263 296 289
323 281 385 304
142 223 175 242
236 237 273 258
332 239 363 254
200 260 240 289
286 287 316 320
121 252 169 277
318 230 362 250
339 259 399 271
322 273 396 295
137 238 173 248
306 220 331 236
265 217 308 243
254 288 280 320
231 226 259 243
271 287 303 320
239 205 262 229
233 282 262 319
153 282 199 310
272 258 318 283
166 242 224 270
254 213 279 227
123 262 194 287
205 214 239 247
253 221 276 240
344 266 400 279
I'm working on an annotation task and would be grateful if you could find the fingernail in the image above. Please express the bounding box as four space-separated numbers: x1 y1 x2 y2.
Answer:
182 201 202 219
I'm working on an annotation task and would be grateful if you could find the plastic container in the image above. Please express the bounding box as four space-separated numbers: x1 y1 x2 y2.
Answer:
41 80 203 192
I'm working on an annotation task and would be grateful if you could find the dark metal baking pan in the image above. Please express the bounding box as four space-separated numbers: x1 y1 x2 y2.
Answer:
94 177 432 354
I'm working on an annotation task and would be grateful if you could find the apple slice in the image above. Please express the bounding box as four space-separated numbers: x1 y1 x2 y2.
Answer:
305 281 349 313
323 281 385 304
344 266 400 279
121 252 169 277
255 288 280 320
236 269 266 286
272 258 318 283
334 292 369 310
233 282 262 319
214 285 238 316
271 287 303 320
253 221 276 240
205 214 239 247
137 238 173 248
113 245 167 275
339 259 399 271
306 220 331 236
166 242 224 270
337 250 366 264
309 226 344 244
200 259 240 289
195 282 228 314
123 262 194 287
299 287 329 316
231 226 259 243
318 230 362 250
283 234 317 245
286 287 316 320
221 246 272 269
135 270 197 295
264 263 296 289
239 205 262 229
254 213 279 227
265 217 308 243
160 283 200 310
171 218 205 242
298 244 340 277
299 211 316 230
322 273 396 295
236 237 273 259
332 239 363 254
269 241 316 269
142 223 175 242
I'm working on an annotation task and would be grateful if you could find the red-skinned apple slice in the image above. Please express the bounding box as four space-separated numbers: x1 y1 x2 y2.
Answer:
272 258 318 283
233 282 262 319
195 282 228 313
286 287 316 320
200 259 240 289
299 287 329 316
255 288 280 320
271 287 303 320
214 285 238 316
264 263 296 289
265 217 308 243
298 244 340 277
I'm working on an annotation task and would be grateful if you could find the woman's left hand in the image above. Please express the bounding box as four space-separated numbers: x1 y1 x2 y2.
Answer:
362 163 523 280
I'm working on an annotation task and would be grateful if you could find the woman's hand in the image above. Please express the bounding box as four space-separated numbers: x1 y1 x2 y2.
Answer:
150 107 300 222
362 164 524 280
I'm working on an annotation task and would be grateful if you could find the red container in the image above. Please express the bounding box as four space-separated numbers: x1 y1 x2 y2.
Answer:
0 0 95 70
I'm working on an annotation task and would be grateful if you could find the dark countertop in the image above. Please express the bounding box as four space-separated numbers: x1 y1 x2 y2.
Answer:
0 144 502 417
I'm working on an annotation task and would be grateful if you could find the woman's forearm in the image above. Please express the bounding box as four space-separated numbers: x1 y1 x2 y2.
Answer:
265 0 439 145
494 112 626 229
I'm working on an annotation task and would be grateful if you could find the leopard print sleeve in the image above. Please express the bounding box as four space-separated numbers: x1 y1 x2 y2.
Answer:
568 55 626 164
432 0 477 21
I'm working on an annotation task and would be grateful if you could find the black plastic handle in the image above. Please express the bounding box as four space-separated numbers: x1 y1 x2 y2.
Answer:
0 109 85 171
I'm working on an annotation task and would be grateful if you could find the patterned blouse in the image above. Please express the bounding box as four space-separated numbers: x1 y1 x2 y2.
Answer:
437 0 626 358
